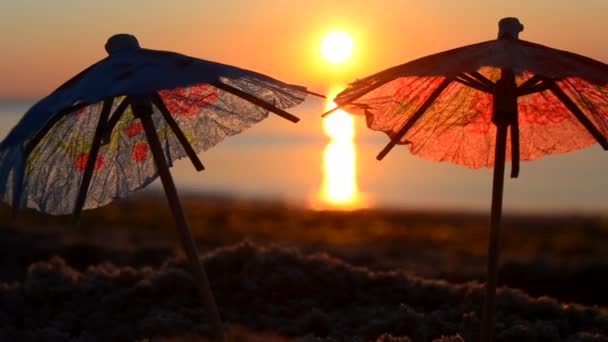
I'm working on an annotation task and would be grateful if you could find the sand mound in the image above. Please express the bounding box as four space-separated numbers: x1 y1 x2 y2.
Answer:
1 241 607 341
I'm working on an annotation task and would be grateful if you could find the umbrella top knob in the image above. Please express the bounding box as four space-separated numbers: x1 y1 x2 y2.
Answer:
105 34 140 55
498 17 524 40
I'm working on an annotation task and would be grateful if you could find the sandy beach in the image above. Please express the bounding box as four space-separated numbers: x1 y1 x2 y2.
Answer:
1 194 607 341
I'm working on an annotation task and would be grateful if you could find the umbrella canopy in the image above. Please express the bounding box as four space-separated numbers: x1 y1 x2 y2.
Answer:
328 19 608 174
0 34 311 215
324 18 608 342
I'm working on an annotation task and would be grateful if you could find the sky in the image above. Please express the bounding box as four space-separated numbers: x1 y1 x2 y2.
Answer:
1 1 608 213
2 0 608 99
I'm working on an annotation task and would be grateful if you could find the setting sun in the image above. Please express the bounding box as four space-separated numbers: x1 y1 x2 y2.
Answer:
320 31 354 64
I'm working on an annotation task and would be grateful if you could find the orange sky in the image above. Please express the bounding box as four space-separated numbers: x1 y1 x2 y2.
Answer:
2 1 608 98
1 1 608 212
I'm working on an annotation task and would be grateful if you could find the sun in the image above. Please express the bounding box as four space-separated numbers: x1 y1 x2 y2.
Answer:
320 31 354 64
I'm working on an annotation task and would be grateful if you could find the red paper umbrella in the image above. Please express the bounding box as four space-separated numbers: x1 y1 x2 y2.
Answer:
324 18 608 341
1 34 323 339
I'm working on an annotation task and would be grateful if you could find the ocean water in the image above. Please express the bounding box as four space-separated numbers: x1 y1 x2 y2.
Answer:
1 99 607 214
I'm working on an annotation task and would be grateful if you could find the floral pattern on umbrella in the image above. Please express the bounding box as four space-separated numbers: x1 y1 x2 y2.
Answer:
341 65 608 169
0 39 310 216
3 79 301 215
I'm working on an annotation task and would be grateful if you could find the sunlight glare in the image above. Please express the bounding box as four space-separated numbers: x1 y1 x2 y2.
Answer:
323 106 354 141
323 140 357 202
320 31 354 64
314 85 367 209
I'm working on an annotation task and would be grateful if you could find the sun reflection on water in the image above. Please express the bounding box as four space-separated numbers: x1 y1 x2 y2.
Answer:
314 85 367 209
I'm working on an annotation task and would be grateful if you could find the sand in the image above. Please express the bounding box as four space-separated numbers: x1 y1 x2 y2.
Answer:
1 195 607 341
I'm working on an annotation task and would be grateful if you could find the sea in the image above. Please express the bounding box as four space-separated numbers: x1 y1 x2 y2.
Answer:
1 97 607 215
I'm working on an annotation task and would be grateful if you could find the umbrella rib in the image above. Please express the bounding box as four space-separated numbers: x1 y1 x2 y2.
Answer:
455 77 484 92
305 89 326 98
376 77 454 160
456 74 494 94
322 78 400 117
24 102 91 155
72 98 115 223
323 73 492 119
15 101 91 218
467 71 496 90
517 75 543 94
321 106 342 117
517 82 550 97
546 79 608 150
151 93 205 171
212 82 300 123
101 97 131 145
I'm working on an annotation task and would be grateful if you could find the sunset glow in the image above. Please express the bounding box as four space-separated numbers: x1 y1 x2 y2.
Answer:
323 140 357 202
2 4 608 339
320 31 354 64
316 85 366 209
